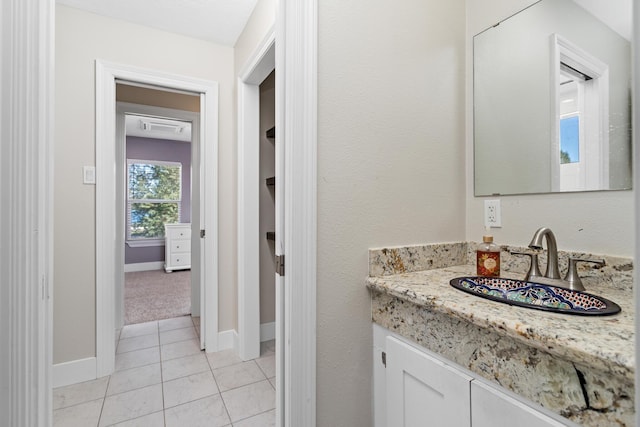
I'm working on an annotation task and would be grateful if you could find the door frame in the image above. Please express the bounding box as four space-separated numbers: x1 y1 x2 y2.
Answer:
1 0 54 423
237 1 319 422
95 60 219 376
277 0 318 424
237 29 275 361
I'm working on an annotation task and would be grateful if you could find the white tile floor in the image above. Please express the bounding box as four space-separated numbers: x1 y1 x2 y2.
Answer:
53 316 276 427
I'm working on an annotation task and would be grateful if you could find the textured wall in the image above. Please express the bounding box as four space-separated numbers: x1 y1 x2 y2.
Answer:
54 5 234 363
317 0 466 424
234 0 276 74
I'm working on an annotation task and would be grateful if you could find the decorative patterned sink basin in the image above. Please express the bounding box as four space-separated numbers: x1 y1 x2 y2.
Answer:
449 277 621 316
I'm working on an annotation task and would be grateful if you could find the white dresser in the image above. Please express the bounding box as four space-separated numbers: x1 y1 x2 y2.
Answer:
164 223 191 272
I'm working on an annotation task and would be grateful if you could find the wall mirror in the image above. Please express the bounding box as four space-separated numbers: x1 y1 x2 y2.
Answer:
474 0 632 196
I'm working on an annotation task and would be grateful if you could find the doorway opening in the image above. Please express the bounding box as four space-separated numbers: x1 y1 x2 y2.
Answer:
116 84 200 327
117 101 203 343
119 94 197 325
258 70 277 348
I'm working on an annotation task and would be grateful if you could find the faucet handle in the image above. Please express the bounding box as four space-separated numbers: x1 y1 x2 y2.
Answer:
510 251 542 281
564 258 606 292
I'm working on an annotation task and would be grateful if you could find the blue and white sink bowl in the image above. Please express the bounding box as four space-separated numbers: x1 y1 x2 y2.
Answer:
449 276 621 316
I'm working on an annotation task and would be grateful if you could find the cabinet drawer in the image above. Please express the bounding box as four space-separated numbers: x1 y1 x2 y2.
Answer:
170 240 190 253
170 253 191 267
167 227 191 240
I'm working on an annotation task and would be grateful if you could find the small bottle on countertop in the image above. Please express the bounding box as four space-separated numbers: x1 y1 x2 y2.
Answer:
477 235 500 277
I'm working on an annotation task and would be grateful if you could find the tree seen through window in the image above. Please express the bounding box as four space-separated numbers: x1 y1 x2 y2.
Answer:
128 160 182 239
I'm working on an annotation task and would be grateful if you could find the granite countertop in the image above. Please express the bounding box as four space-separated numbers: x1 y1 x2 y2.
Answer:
366 264 635 381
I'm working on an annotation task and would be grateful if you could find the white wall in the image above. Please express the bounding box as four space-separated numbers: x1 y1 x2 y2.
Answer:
465 0 634 257
54 5 235 363
317 0 466 425
234 0 276 75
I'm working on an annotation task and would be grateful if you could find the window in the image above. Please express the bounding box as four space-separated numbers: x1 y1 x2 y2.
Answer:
127 159 182 242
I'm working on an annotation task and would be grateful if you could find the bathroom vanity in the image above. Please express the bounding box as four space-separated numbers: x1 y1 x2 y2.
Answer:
367 243 634 427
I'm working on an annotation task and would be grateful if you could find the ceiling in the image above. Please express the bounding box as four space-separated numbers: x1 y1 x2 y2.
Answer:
574 0 632 41
56 0 632 52
56 0 259 46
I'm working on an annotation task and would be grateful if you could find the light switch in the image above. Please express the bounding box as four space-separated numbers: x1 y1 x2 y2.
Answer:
83 166 96 184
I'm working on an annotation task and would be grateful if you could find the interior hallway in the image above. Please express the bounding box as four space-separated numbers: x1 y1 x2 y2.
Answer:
53 316 276 426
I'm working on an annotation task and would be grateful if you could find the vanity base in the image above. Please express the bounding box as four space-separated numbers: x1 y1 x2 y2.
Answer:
371 291 634 426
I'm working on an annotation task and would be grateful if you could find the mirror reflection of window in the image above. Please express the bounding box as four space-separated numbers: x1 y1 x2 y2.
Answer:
559 66 586 191
560 117 579 164
559 70 582 165
554 35 609 192
472 0 631 196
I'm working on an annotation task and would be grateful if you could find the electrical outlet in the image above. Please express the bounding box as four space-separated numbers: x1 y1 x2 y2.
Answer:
484 199 502 228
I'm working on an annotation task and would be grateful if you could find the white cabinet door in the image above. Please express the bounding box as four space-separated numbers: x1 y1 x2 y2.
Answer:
471 381 568 427
386 336 472 427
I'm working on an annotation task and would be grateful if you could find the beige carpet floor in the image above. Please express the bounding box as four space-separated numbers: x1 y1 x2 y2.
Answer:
124 269 191 325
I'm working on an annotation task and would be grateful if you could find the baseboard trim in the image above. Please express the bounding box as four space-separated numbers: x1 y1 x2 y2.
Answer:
260 322 276 342
217 329 237 351
124 261 164 272
53 357 97 388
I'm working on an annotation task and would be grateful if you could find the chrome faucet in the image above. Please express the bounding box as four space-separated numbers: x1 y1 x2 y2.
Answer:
512 227 605 291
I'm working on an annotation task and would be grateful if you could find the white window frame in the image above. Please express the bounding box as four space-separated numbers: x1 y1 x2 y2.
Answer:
126 158 182 246
550 33 609 191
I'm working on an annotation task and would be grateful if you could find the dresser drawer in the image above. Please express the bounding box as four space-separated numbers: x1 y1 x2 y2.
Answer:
170 253 191 267
167 226 191 240
170 240 190 253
